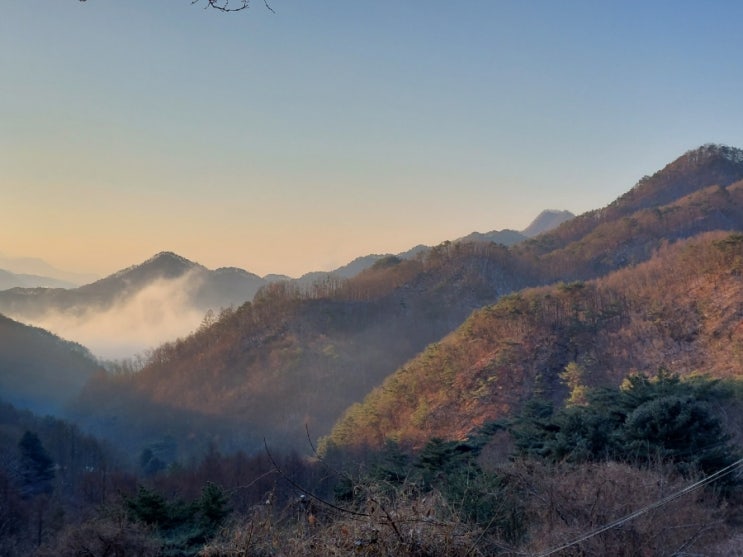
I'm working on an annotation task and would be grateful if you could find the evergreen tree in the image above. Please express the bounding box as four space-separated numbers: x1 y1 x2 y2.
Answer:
125 486 170 527
197 482 230 536
621 394 735 475
510 372 740 482
17 431 55 498
124 483 231 556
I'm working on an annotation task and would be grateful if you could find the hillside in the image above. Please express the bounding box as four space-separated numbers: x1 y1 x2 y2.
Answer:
531 180 743 281
0 400 123 554
0 315 103 414
456 228 527 246
519 144 743 256
296 208 571 288
450 210 575 247
69 144 743 457
69 242 527 457
325 231 743 449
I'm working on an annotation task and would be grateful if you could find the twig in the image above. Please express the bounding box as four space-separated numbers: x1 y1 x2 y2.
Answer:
263 438 372 519
226 468 279 496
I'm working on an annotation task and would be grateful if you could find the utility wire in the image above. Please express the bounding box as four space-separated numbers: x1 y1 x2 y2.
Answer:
535 457 743 557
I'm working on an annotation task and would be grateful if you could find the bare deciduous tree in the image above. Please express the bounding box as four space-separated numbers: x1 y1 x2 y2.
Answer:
78 0 274 13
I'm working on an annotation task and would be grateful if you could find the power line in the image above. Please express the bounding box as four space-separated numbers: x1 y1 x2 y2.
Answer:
535 457 743 557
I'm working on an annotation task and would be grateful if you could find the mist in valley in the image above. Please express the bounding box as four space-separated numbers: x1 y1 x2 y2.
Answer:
5 271 209 361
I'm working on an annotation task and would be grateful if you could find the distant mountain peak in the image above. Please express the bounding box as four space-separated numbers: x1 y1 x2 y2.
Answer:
105 251 199 283
521 209 575 237
145 251 196 266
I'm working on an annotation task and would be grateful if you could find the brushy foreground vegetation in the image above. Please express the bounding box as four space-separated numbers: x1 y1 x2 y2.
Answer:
200 460 739 557
4 371 743 556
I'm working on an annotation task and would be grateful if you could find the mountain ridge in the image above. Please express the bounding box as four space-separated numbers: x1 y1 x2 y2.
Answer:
10 143 743 459
0 252 99 286
325 230 743 450
518 143 743 257
0 268 77 290
0 212 559 359
0 251 272 359
66 145 743 456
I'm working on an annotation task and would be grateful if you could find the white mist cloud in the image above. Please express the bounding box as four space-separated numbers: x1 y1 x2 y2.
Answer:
11 271 208 361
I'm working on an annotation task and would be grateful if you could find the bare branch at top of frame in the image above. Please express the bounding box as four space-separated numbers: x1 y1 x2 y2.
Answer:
78 0 275 14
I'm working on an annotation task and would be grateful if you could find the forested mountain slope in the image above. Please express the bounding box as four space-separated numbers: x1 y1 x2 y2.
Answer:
530 180 743 281
325 231 743 449
0 400 120 553
518 144 743 257
0 315 102 414
70 242 527 456
71 144 743 458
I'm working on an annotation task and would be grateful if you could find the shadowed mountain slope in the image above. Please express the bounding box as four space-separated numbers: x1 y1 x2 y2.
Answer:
0 315 102 414
325 231 743 450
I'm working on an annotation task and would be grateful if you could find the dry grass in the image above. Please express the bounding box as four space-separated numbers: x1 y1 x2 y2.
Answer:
505 459 732 557
201 460 743 557
34 515 160 557
200 487 486 557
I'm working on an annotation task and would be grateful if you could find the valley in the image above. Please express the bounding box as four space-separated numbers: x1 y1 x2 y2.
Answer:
3 144 743 556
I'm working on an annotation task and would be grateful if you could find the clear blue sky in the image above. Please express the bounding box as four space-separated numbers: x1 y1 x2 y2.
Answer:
2 1 742 277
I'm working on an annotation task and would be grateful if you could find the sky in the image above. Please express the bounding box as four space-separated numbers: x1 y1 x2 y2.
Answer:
2 1 743 279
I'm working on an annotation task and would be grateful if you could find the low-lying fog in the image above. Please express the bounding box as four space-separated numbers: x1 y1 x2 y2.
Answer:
8 273 208 361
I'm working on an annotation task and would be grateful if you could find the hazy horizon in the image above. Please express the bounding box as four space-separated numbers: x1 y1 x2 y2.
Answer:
3 2 742 278
0 208 564 282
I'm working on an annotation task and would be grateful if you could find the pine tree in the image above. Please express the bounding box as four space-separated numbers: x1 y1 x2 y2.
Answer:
17 431 55 498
